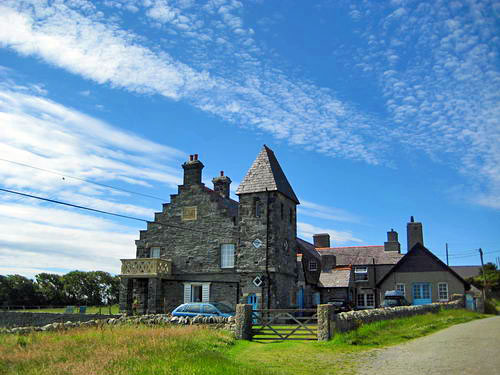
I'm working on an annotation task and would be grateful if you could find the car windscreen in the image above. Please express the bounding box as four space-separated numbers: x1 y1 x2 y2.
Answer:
212 303 233 313
383 299 400 306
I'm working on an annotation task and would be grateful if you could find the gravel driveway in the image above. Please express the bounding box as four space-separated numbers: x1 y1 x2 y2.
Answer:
357 316 500 375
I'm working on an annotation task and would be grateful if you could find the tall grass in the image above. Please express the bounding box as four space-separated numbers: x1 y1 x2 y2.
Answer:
0 325 268 375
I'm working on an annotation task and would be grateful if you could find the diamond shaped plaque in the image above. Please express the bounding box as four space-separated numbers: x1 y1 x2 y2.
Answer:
252 239 263 249
253 275 263 287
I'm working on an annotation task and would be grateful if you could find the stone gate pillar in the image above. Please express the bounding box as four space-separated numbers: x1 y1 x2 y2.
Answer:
317 304 335 341
235 304 252 340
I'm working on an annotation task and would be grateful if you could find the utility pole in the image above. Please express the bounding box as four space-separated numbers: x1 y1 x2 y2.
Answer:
446 243 449 266
479 248 487 301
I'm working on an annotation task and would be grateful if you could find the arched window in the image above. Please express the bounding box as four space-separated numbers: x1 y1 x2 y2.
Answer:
254 197 262 218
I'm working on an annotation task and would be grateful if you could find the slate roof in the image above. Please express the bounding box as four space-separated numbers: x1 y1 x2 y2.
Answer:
319 268 351 288
297 238 321 260
317 246 403 265
376 243 470 288
236 145 299 203
451 266 482 280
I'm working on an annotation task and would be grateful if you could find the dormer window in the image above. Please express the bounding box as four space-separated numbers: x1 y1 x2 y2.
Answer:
354 266 368 282
309 260 318 271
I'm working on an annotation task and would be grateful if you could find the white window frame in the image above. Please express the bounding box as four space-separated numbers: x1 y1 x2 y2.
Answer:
150 247 161 258
438 282 449 302
396 283 406 296
309 260 318 271
357 292 375 308
354 266 368 282
221 244 235 268
183 282 210 303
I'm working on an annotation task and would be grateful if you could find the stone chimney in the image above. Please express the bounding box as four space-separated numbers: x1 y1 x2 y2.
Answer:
182 154 204 186
384 228 401 253
313 233 330 248
407 216 424 251
212 171 231 199
321 254 336 272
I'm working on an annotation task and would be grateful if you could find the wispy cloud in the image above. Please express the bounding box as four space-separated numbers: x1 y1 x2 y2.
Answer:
344 0 500 209
0 80 187 277
297 222 363 245
299 200 361 224
0 1 383 164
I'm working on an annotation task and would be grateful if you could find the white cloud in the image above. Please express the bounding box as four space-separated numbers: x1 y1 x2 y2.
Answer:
297 222 363 245
299 200 361 224
0 1 383 165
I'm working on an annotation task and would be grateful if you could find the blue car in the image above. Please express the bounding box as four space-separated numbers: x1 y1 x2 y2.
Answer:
172 302 235 318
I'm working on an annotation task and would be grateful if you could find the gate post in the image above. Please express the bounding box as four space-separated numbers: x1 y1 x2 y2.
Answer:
317 304 335 341
235 304 253 340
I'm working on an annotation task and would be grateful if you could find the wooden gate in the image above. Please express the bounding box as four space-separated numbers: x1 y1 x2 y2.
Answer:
251 309 318 341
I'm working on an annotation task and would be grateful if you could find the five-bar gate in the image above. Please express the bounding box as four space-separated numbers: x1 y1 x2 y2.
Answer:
251 309 318 341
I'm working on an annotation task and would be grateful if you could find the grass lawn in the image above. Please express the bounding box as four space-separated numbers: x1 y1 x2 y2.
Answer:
11 305 120 315
0 309 486 375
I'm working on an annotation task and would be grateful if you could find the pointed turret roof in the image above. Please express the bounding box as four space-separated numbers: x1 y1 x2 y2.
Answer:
236 145 299 203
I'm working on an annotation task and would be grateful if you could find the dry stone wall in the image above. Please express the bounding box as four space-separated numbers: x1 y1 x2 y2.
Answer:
334 300 463 333
0 312 119 329
1 313 235 334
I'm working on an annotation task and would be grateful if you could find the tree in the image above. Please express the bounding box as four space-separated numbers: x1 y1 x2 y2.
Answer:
35 273 65 305
467 262 500 297
0 275 41 306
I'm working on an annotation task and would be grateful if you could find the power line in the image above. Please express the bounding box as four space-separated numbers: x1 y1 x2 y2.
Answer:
0 187 237 238
0 157 169 202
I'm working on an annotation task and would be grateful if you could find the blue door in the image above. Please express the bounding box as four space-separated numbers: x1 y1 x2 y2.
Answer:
413 283 432 305
297 287 304 309
466 294 476 311
247 294 259 323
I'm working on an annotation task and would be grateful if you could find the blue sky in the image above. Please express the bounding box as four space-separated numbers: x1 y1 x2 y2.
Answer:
0 0 499 278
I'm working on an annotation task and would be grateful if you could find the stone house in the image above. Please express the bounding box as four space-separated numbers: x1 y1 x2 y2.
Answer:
119 145 469 314
119 146 303 314
311 217 470 308
377 243 470 305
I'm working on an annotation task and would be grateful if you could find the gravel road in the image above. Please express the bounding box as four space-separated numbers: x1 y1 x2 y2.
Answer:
357 316 500 375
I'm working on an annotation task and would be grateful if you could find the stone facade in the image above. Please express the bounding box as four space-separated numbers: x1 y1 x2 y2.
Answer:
120 146 301 314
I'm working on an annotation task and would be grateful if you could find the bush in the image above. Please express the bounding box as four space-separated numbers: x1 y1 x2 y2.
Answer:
484 299 498 315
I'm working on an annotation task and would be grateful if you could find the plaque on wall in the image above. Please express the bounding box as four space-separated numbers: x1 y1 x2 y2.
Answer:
182 206 197 221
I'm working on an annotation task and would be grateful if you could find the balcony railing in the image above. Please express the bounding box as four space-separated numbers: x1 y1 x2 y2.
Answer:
120 258 172 278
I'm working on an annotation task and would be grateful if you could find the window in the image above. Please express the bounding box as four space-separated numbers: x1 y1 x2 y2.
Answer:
438 282 449 301
289 208 293 224
203 304 217 314
309 260 318 271
184 283 210 303
357 292 375 308
396 283 405 296
354 267 368 282
254 198 262 218
221 244 235 268
191 285 202 302
150 247 160 258
280 203 284 219
182 206 197 221
186 304 201 313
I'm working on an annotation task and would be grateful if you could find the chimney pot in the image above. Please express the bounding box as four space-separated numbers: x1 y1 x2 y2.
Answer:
220 171 224 176
189 155 193 161
410 216 414 223
313 233 330 248
194 154 198 160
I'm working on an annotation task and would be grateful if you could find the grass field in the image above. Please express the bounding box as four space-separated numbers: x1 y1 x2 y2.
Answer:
0 309 486 375
11 305 120 315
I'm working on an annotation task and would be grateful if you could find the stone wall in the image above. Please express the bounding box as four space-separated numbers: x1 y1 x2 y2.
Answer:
0 312 119 328
335 299 463 333
1 313 235 334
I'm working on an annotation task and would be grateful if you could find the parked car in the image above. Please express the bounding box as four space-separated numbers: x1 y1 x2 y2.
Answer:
327 299 351 312
171 302 235 317
381 290 410 307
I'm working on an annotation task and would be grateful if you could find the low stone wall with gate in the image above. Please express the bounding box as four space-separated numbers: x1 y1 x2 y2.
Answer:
235 298 465 341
